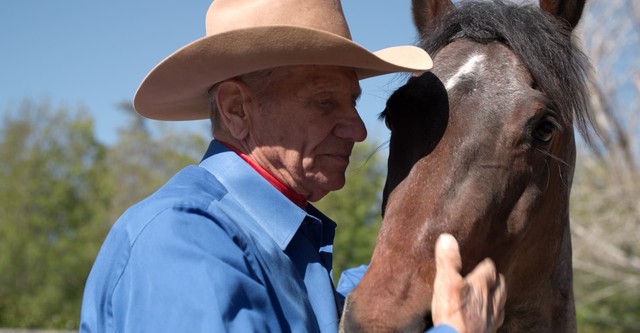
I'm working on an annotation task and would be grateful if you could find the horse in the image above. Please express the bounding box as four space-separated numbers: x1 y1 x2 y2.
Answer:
341 0 591 332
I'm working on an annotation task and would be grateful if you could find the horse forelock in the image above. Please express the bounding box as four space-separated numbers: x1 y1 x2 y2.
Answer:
420 0 592 141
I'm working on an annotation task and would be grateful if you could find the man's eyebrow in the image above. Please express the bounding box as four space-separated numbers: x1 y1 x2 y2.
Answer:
309 83 361 97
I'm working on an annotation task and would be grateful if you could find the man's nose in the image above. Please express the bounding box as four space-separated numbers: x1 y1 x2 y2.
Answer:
334 108 367 142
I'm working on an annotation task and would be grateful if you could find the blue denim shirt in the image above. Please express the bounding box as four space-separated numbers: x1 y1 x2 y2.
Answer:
80 140 456 333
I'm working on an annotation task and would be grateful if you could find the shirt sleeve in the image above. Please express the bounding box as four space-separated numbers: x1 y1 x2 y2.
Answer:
336 264 369 297
109 208 287 332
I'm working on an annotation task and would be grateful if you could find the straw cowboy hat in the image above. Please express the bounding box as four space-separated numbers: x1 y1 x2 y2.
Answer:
134 0 433 121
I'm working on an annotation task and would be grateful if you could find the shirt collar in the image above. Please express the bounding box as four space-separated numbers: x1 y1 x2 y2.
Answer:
199 140 336 250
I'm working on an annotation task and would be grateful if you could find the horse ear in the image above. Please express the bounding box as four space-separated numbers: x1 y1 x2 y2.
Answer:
412 0 456 34
539 0 586 30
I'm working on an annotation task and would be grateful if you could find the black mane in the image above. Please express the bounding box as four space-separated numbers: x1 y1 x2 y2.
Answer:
419 0 592 139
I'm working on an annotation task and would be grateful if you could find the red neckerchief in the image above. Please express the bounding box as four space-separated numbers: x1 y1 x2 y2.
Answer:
220 142 308 209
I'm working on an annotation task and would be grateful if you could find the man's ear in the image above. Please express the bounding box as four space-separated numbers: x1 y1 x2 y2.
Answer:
215 80 252 140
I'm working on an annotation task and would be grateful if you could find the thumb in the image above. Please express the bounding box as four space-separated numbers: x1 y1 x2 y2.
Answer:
431 233 465 328
435 233 462 274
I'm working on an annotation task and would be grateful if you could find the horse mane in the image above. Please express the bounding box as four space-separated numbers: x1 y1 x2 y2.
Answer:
418 0 593 140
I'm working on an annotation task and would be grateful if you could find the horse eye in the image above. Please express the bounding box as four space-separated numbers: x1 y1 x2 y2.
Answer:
533 116 560 144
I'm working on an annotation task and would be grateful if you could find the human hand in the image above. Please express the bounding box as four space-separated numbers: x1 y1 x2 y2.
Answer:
431 234 506 333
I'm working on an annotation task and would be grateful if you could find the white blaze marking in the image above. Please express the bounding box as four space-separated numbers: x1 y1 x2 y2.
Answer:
445 54 486 91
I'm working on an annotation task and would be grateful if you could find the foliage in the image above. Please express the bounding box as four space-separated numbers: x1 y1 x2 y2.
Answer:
0 100 206 329
105 102 208 221
0 101 110 329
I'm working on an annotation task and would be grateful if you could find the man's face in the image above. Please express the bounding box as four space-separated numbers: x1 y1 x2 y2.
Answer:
245 65 367 202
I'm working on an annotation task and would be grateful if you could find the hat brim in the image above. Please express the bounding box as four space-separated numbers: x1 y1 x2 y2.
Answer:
134 26 433 120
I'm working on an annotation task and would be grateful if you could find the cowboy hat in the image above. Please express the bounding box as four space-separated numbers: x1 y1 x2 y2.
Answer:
133 0 433 121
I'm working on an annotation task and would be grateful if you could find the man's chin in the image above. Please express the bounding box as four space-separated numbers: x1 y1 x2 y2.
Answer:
306 176 346 202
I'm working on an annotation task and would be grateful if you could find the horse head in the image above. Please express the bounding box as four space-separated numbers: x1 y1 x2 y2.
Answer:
341 0 590 332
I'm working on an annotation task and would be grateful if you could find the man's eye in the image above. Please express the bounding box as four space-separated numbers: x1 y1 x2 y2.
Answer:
317 99 333 108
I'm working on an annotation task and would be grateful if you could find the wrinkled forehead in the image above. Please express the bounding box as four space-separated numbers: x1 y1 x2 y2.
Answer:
268 65 362 98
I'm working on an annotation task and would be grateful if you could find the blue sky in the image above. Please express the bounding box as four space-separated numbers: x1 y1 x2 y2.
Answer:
0 1 422 145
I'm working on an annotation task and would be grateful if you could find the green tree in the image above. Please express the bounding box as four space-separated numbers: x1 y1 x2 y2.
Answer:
0 100 111 329
105 102 208 221
315 142 387 281
0 100 208 329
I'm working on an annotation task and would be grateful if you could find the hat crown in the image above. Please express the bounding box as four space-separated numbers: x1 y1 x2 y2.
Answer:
206 0 352 39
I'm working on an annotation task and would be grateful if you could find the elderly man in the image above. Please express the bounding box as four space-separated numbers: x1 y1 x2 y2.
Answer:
80 1 505 332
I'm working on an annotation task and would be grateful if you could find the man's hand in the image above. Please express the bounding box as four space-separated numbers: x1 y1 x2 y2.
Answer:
431 234 506 333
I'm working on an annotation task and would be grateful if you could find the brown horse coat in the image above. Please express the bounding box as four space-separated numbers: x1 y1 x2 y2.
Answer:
341 0 591 332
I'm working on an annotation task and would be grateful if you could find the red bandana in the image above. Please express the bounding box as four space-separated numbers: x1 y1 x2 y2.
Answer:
221 142 308 209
